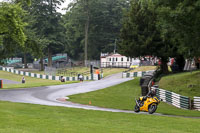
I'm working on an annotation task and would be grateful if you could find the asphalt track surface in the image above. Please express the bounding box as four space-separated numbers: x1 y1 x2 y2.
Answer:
0 78 20 84
0 73 199 118
0 73 134 111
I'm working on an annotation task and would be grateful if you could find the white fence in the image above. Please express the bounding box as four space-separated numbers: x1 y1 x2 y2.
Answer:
194 97 200 111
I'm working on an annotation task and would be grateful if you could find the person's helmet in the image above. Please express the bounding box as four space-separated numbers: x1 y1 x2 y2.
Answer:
151 88 156 96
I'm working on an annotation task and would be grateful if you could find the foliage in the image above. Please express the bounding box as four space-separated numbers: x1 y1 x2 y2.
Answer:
119 0 200 73
0 2 26 59
62 0 130 60
119 0 173 74
19 0 66 68
157 0 200 58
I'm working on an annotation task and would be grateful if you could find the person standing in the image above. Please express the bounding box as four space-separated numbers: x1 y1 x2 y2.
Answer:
79 74 83 82
95 69 100 80
22 76 25 84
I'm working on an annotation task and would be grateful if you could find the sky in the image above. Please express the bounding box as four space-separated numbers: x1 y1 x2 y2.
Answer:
57 0 72 14
0 0 72 14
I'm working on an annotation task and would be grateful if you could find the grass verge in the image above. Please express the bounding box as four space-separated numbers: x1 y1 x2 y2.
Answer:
0 71 77 89
102 68 128 77
0 101 199 133
159 70 200 97
19 67 128 78
69 78 200 117
129 66 157 72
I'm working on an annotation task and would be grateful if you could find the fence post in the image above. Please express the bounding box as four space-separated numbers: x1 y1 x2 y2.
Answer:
0 80 3 88
189 98 193 109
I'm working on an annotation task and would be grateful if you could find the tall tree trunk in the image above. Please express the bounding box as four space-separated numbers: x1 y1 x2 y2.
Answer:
40 56 44 71
48 47 52 67
24 52 28 68
160 57 169 74
84 0 89 66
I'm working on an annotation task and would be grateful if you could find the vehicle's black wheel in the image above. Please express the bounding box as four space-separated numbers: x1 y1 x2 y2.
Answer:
134 105 140 113
148 104 157 114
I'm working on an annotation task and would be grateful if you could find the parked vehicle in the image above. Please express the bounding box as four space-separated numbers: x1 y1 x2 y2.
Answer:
130 60 140 68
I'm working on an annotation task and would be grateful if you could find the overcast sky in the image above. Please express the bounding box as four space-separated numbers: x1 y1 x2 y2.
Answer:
0 0 72 14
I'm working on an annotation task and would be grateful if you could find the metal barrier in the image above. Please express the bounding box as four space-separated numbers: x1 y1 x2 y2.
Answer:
0 66 101 81
152 87 191 109
122 70 155 78
194 97 200 111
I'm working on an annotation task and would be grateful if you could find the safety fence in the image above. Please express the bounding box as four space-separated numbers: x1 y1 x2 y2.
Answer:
122 70 155 78
0 67 102 81
194 97 200 111
152 87 191 109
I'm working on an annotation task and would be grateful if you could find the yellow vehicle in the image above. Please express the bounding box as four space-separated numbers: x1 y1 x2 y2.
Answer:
130 61 140 69
134 96 160 114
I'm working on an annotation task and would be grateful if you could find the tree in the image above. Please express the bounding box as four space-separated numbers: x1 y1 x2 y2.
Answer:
23 0 65 69
0 2 26 60
156 0 200 69
119 0 176 74
62 0 130 61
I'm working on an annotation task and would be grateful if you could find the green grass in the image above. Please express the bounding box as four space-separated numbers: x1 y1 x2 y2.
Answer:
129 66 157 72
69 78 200 117
102 68 128 77
0 101 199 133
159 70 200 97
0 71 78 89
20 67 128 77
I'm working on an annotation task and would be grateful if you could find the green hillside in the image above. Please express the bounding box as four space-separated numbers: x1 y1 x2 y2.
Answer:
159 71 200 97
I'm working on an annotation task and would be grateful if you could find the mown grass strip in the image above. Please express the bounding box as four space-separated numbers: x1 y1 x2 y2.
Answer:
0 101 199 133
69 78 200 117
0 71 77 89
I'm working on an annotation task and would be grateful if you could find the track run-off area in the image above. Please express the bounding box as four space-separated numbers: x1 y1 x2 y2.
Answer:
0 73 199 119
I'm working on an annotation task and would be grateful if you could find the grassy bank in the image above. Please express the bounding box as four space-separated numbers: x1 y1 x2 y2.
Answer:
19 67 128 77
129 66 157 72
0 101 199 133
159 70 200 97
0 71 77 89
69 78 200 117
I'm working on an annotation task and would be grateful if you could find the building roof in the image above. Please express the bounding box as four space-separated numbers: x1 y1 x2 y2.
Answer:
101 53 124 58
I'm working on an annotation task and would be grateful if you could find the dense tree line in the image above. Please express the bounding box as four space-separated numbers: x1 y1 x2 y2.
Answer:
62 0 130 60
0 0 130 69
119 0 200 73
1 0 200 73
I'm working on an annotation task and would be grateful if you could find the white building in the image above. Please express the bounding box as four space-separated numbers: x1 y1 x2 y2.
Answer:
100 53 139 68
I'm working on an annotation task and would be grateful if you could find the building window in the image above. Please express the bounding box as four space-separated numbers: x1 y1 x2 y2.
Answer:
127 58 129 61
121 57 123 62
113 58 114 62
109 58 111 61
116 58 118 62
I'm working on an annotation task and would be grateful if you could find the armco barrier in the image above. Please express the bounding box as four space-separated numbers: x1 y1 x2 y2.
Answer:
0 66 101 81
152 87 191 109
122 70 155 78
194 97 200 111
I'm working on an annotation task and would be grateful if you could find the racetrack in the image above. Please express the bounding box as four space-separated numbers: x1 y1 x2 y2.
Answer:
0 73 199 118
0 73 135 112
0 78 20 84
